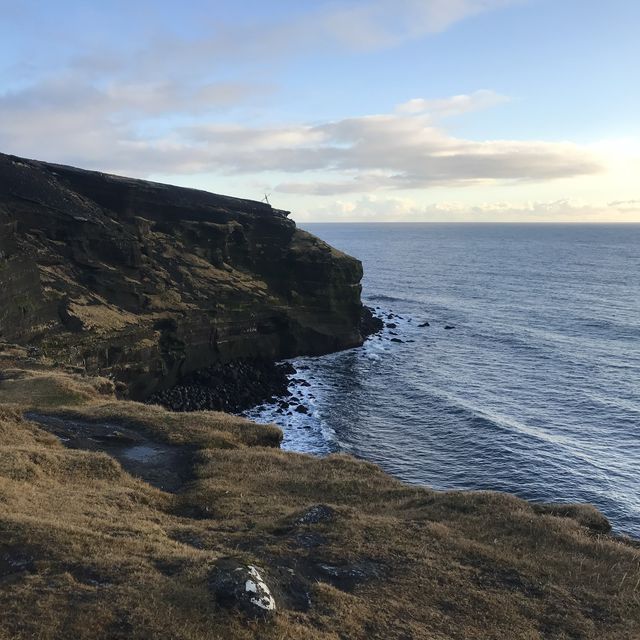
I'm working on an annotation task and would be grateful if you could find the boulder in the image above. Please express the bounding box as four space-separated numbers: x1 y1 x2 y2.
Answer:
209 559 276 619
360 306 384 337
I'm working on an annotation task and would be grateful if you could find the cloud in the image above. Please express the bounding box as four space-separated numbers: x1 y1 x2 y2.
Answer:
0 83 604 190
396 90 510 116
0 0 533 180
297 196 640 222
319 0 525 50
607 199 640 209
165 94 602 194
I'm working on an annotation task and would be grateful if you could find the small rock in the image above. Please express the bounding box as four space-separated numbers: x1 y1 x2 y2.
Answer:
209 559 276 619
418 321 430 328
386 323 397 329
390 338 403 343
444 325 455 330
294 532 327 549
295 405 309 414
313 560 382 591
296 504 335 526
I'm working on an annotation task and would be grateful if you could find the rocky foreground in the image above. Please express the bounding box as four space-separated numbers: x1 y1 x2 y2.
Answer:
0 154 639 639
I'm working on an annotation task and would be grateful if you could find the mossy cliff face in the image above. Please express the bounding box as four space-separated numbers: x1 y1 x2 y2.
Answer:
0 152 363 398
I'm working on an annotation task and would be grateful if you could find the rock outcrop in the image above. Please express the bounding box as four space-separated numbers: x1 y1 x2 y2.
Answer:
0 152 365 398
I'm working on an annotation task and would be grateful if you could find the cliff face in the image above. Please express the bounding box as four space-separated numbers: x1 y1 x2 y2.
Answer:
0 152 364 398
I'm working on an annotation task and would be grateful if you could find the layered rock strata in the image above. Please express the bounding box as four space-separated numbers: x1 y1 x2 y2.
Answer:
0 152 365 399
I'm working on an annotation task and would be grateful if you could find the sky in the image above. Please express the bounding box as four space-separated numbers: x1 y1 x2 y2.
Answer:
0 0 638 222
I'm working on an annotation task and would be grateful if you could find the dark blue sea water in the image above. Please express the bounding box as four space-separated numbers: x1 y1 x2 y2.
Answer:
246 224 640 537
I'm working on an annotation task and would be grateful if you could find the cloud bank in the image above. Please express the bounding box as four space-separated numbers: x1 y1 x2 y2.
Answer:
0 85 603 194
300 196 640 223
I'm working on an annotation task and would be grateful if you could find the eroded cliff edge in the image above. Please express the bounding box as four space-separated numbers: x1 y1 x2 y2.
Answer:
0 152 364 399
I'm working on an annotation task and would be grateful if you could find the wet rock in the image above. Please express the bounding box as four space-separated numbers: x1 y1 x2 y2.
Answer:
386 323 397 329
294 405 309 414
360 305 384 338
444 325 455 330
418 321 430 328
390 338 404 343
148 359 295 414
209 559 276 619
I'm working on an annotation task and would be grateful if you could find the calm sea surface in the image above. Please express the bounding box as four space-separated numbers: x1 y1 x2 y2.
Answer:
246 224 640 537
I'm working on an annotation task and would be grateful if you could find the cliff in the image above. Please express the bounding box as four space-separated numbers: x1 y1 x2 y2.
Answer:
0 152 364 399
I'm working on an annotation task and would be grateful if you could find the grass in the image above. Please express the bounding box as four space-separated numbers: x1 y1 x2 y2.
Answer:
0 364 639 639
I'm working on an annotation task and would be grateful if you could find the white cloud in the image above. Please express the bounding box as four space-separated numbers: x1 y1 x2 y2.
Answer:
0 85 604 191
297 196 640 222
396 90 510 116
319 0 525 50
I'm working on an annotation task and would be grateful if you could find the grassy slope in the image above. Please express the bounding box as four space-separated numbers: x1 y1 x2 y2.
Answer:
0 359 639 639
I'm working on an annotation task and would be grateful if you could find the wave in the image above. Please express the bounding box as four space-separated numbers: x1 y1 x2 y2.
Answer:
366 293 413 304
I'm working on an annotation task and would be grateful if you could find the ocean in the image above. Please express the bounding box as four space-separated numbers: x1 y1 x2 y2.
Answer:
246 224 640 537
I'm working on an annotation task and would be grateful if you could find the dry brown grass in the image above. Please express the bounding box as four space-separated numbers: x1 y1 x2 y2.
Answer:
0 368 115 408
59 400 283 449
0 366 639 639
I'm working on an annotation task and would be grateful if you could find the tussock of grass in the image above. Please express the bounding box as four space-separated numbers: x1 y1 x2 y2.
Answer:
59 400 283 449
0 368 115 408
0 368 639 639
